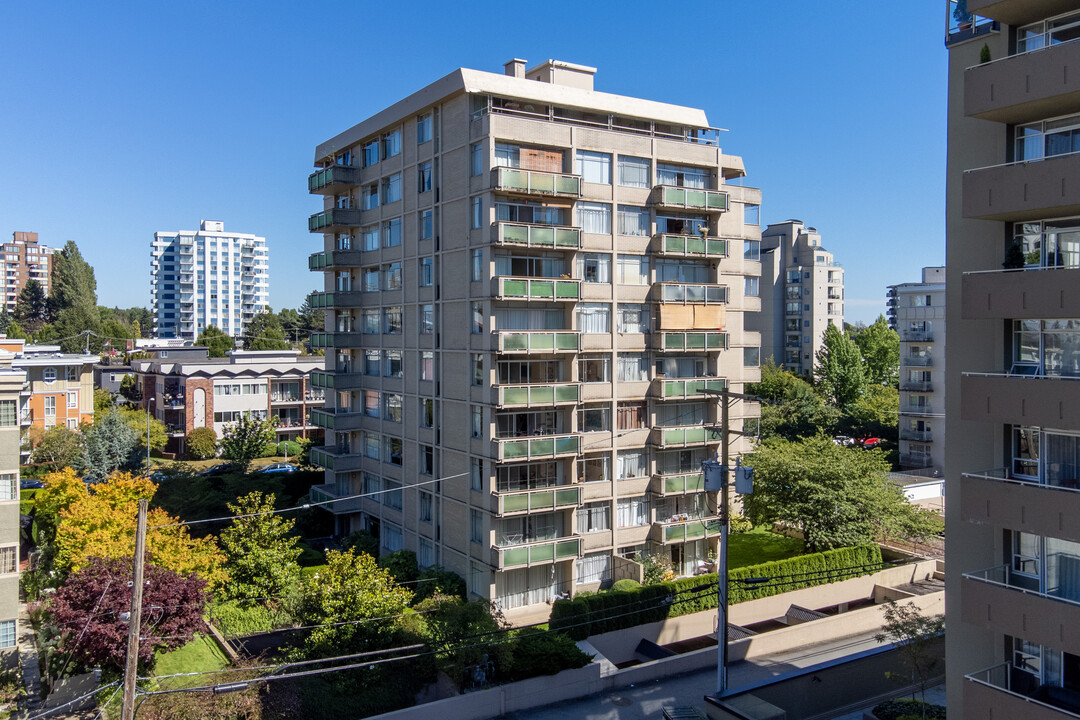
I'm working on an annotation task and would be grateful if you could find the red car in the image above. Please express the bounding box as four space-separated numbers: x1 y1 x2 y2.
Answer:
858 437 882 448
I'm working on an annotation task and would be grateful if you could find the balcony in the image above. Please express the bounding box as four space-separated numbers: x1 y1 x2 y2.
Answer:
654 377 727 400
309 446 364 472
308 165 361 194
966 663 1080 720
494 276 580 302
962 372 1080 431
493 330 580 354
308 250 363 271
496 486 581 516
309 332 364 349
945 1 999 47
651 332 728 352
491 166 581 198
899 454 934 469
309 408 364 432
963 153 1080 222
650 185 729 213
903 403 934 415
656 283 728 304
962 562 1080 652
308 208 363 233
310 370 363 391
651 516 722 544
900 380 933 392
967 0 1070 32
902 355 933 367
493 434 581 462
900 330 934 342
900 428 934 442
650 425 720 448
650 472 706 497
309 483 363 515
653 234 728 259
961 470 1080 543
963 267 1080 320
270 393 303 404
496 383 580 408
308 291 364 310
966 37 1080 124
493 222 581 250
494 537 581 570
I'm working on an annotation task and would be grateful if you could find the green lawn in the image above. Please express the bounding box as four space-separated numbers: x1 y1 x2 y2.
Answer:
153 634 229 689
727 527 804 569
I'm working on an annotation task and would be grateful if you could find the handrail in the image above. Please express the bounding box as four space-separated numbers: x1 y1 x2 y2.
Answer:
964 560 1080 610
963 370 1080 382
966 662 1080 719
963 467 1080 495
965 29 1080 72
963 147 1080 174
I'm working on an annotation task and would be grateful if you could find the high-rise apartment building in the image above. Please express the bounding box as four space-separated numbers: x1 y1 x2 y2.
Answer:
2 232 53 314
751 220 844 376
306 59 762 610
946 2 1080 716
890 266 945 473
0 352 24 661
151 220 269 341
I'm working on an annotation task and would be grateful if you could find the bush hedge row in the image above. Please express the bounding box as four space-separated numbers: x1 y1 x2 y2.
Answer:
549 544 883 640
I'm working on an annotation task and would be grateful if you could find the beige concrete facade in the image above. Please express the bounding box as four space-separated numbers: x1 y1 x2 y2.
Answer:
308 59 761 611
751 220 843 377
946 2 1080 716
889 267 946 472
0 353 25 658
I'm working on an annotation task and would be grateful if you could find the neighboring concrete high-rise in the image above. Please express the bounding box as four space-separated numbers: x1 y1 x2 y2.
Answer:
890 266 945 474
752 220 844 377
151 221 269 341
306 58 762 612
0 352 24 662
946 1 1080 716
3 232 53 314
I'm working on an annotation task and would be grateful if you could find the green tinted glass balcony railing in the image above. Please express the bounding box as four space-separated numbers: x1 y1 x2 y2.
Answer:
496 277 580 301
308 208 363 232
307 250 362 270
495 222 582 250
309 332 364 349
495 331 580 354
661 378 727 399
654 185 729 212
654 426 720 447
658 473 706 495
495 434 581 461
662 518 722 543
310 371 334 389
658 234 728 258
308 165 361 193
311 409 335 430
308 483 363 514
498 383 580 408
498 538 581 569
498 486 581 515
659 283 728 304
492 167 582 198
655 332 729 352
310 447 335 470
309 291 363 309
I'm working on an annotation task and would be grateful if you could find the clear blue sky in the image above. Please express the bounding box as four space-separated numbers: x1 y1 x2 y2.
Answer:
0 1 947 325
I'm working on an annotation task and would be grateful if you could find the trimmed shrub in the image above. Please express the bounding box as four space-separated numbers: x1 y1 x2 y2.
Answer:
413 565 467 603
872 699 946 720
258 442 279 458
611 579 641 592
550 544 883 639
277 440 302 458
378 550 419 585
186 427 218 460
498 627 592 682
343 530 378 558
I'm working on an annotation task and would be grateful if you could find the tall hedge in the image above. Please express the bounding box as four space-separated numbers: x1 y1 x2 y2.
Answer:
550 544 883 640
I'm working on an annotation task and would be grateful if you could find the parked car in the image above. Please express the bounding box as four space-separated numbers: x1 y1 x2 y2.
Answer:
259 463 298 474
199 463 240 477
859 437 882 449
19 479 44 490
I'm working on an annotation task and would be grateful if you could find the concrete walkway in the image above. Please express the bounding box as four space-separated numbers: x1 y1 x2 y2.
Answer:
17 606 41 715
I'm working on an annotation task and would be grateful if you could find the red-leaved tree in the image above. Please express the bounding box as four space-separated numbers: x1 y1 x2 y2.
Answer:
49 556 208 670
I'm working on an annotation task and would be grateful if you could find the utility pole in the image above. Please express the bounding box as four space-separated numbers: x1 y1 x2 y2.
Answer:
121 499 148 720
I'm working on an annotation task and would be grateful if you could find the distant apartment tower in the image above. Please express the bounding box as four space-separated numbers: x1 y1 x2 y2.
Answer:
3 232 53 314
889 266 945 473
752 220 844 376
151 221 269 341
306 58 762 611
946 2 1080 716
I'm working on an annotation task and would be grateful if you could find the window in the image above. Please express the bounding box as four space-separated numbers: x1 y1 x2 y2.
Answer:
471 406 483 438
914 294 932 307
577 552 612 586
617 354 649 382
617 497 650 527
745 277 760 297
362 140 379 167
418 162 432 193
1013 531 1040 576
617 402 646 430
616 254 649 285
579 356 609 383
618 156 650 188
0 474 15 501
656 258 710 284
0 547 14 575
0 401 15 427
44 396 55 417
418 304 434 334
383 218 402 247
470 143 483 176
577 303 610 333
420 444 434 475
578 456 609 483
471 197 483 229
658 163 708 188
420 351 435 381
382 173 402 204
744 204 760 225
419 210 433 240
383 393 402 422
67 391 78 409
744 240 761 261
382 522 403 551
471 458 483 491
364 184 379 210
578 253 611 283
364 349 380 375
472 302 484 334
383 262 402 290
384 350 403 377
66 366 78 382
419 491 433 522
383 130 401 158
383 306 403 334
420 397 435 427
473 354 483 385
417 113 432 143
363 267 379 292
617 205 649 236
471 249 483 281
617 450 646 479
743 347 761 367
494 143 520 167
575 150 611 184
0 620 13 648
471 509 484 544
577 202 611 234
363 226 379 251
576 502 611 533
618 304 649 334
384 436 403 466
419 256 434 286
363 390 380 418
43 367 56 384
578 405 610 432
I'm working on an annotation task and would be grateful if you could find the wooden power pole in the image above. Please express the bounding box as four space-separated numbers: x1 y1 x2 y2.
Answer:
121 499 148 720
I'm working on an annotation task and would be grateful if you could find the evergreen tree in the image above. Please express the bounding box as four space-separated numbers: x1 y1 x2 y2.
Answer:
81 407 140 476
242 309 290 351
197 325 234 358
13 279 49 331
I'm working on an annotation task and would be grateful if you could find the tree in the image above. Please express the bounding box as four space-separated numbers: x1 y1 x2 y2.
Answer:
49 240 98 316
13 279 49 332
743 435 938 552
28 426 85 473
843 384 900 442
49 556 208 671
242 309 290 351
413 594 510 687
3 320 24 340
118 374 141 403
81 407 140 476
218 491 301 603
219 414 275 472
51 471 226 586
854 316 900 387
196 325 233 358
874 600 945 715
749 360 838 440
814 323 867 409
186 427 218 460
118 406 167 456
293 548 412 658
93 388 114 420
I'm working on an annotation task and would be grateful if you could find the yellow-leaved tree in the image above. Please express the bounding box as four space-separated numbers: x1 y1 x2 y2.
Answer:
44 470 226 588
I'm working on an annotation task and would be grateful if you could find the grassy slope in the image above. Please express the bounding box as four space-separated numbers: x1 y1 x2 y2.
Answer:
727 527 804 568
153 634 229 689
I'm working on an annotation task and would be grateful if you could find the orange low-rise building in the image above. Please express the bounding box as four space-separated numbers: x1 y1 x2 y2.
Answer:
0 338 97 430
